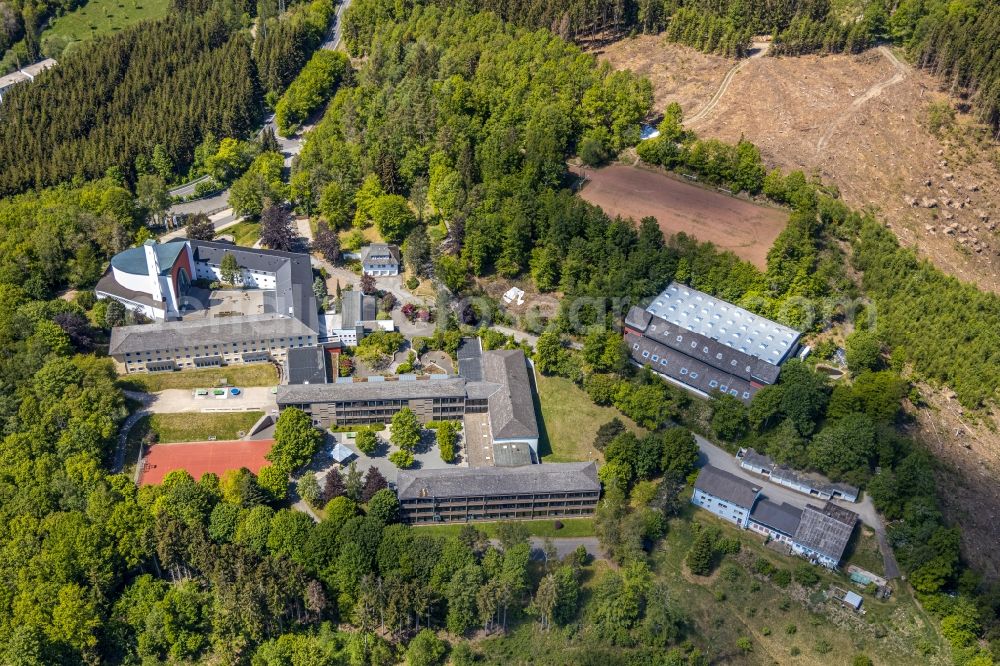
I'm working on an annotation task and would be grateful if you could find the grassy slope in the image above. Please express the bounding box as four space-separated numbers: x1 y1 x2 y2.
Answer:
474 510 946 665
42 0 171 54
412 518 595 540
138 411 264 442
117 364 278 392
534 373 644 463
222 221 262 248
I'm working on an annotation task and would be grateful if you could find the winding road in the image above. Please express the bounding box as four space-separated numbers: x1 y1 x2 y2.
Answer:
687 41 770 126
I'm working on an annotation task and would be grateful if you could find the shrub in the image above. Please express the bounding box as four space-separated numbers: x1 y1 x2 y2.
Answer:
785 623 797 635
773 569 792 587
389 449 414 469
790 646 801 656
814 639 832 655
793 563 820 587
406 276 419 290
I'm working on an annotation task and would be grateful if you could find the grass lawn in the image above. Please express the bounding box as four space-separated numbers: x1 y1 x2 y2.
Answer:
534 373 643 463
42 0 171 54
842 525 886 577
221 221 261 248
138 411 264 443
412 518 595 540
117 364 278 393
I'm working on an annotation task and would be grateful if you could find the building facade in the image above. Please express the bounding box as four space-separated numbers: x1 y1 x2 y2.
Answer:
360 243 401 276
624 282 801 403
691 465 761 528
737 448 859 502
396 462 600 524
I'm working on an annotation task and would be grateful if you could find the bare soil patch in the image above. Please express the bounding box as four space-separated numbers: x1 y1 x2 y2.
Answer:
572 164 789 268
593 35 733 118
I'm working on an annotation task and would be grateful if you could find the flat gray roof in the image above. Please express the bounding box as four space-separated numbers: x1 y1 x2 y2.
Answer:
397 461 599 500
645 282 801 366
286 346 328 385
340 290 377 324
109 314 315 356
740 448 859 500
277 376 468 404
492 441 533 467
694 464 761 509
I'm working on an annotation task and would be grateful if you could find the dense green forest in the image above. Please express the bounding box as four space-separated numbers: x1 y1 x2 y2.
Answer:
0 7 261 195
0 0 86 63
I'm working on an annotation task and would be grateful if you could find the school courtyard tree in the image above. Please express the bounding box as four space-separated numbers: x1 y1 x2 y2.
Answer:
391 408 421 451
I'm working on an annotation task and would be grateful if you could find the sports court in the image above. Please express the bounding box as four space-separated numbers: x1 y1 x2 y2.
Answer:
139 439 274 485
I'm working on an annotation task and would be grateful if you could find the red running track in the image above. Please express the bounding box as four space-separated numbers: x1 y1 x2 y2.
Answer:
139 439 274 485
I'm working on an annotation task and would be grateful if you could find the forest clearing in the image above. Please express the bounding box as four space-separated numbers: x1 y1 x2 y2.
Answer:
596 37 1000 294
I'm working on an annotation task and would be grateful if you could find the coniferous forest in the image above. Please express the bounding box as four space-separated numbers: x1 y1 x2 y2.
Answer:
0 6 261 195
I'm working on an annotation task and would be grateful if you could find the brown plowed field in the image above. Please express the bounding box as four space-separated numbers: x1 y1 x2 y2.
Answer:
572 164 788 268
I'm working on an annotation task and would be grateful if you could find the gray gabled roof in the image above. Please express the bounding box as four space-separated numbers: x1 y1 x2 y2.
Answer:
481 349 538 440
109 314 315 356
360 243 400 265
634 308 780 385
396 462 599 500
626 332 758 403
694 464 761 509
624 305 652 333
793 503 858 563
340 290 377 325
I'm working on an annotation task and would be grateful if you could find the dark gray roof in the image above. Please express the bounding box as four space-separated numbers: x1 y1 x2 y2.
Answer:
793 503 858 563
276 376 468 404
96 269 159 309
482 349 538 440
626 332 758 403
340 290 377 324
286 346 328 385
397 462 599 500
109 314 315 356
694 464 761 509
457 337 484 381
641 312 781 384
361 243 400 265
741 448 860 501
750 499 802 536
624 305 652 333
185 239 318 332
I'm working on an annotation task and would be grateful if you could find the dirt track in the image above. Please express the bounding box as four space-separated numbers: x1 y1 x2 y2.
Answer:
572 165 788 268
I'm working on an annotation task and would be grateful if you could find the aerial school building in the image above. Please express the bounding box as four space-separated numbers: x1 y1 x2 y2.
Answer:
624 282 802 404
100 238 329 376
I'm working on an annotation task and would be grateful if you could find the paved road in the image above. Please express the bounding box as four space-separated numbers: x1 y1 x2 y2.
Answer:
321 0 351 51
161 207 241 241
169 175 212 199
694 432 900 578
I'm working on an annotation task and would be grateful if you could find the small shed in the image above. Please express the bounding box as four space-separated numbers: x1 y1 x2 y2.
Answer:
842 591 864 610
331 442 356 465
